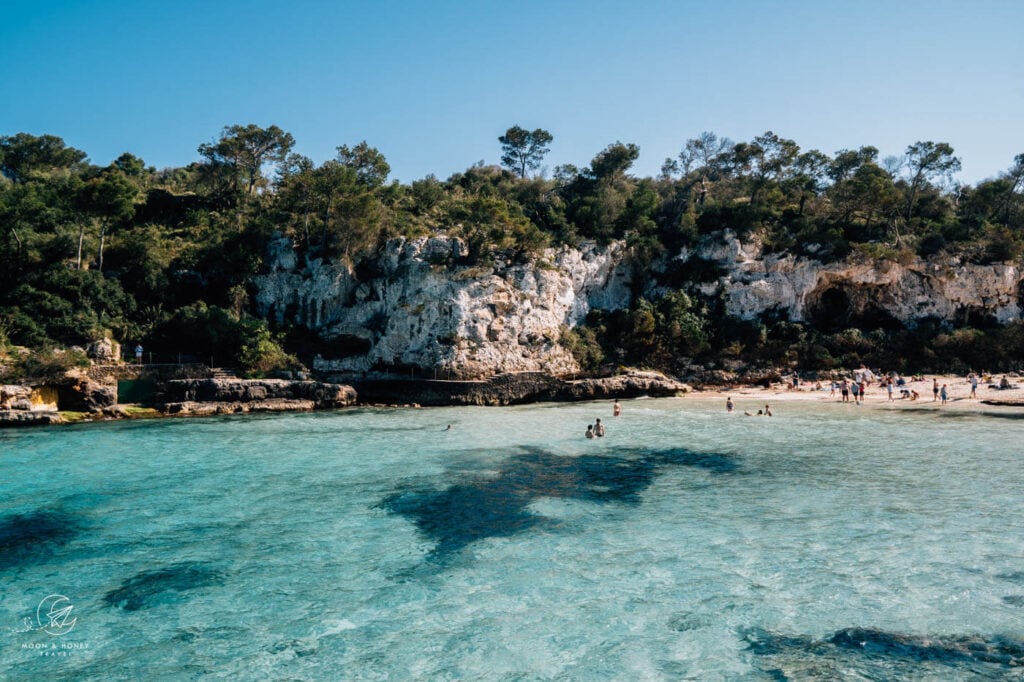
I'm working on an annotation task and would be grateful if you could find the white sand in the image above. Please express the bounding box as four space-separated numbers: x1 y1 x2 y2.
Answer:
689 374 1024 412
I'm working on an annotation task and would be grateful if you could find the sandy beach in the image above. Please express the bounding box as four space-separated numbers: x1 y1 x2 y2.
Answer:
689 374 1024 412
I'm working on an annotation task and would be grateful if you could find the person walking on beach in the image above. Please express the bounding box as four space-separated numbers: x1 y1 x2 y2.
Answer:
969 373 979 399
841 378 850 403
613 400 622 417
940 384 948 405
594 418 606 437
933 378 939 402
726 397 734 413
886 377 895 402
851 380 860 405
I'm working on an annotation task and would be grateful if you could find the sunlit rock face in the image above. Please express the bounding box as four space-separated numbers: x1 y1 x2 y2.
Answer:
254 230 1024 378
684 231 1023 327
253 235 633 378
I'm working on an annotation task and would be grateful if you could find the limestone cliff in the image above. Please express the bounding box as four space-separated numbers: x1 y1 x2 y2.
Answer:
685 232 1023 327
253 235 633 378
254 231 1024 378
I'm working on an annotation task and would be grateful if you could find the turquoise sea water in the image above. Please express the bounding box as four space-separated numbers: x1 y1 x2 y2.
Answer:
2 398 1023 680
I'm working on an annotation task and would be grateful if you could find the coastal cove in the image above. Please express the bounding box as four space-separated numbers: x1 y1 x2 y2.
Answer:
2 399 1023 679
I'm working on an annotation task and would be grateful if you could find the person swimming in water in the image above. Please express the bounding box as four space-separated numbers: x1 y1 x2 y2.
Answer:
585 424 595 438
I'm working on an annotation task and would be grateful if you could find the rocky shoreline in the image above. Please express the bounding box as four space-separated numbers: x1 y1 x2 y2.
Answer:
0 369 690 427
350 370 690 406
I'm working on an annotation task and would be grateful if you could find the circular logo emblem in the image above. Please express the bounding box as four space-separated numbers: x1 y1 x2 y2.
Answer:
37 594 76 636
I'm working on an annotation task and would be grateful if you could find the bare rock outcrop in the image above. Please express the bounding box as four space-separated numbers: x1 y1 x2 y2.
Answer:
352 370 688 407
56 376 118 412
685 231 1024 326
161 378 356 415
254 235 633 379
0 384 63 426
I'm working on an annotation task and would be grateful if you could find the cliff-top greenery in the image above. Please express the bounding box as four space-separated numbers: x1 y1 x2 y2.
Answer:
1 125 1023 378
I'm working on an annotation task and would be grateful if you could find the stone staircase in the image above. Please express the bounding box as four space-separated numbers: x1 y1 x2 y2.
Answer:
209 367 239 380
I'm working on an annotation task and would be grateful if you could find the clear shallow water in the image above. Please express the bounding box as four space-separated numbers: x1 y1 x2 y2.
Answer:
1 399 1023 680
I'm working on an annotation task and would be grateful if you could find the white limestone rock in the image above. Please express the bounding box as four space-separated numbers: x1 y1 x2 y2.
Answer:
253 236 633 378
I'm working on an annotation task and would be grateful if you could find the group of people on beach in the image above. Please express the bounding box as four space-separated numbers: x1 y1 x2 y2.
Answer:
810 367 991 406
583 367 1010 438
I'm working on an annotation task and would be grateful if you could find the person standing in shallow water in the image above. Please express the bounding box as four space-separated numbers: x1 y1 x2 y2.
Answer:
726 397 734 413
594 418 605 437
764 404 772 416
613 400 621 417
585 425 595 439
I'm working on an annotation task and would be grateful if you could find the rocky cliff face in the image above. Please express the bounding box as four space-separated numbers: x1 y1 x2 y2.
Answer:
686 232 1023 327
254 231 1024 378
254 235 633 378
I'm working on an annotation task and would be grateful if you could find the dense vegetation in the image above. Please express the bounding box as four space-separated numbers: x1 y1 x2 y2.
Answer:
1 125 1023 378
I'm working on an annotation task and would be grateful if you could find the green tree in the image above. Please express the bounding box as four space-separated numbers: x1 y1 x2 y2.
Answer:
902 141 961 223
198 124 295 196
0 133 87 183
677 131 732 207
336 141 390 187
78 170 139 271
499 126 553 178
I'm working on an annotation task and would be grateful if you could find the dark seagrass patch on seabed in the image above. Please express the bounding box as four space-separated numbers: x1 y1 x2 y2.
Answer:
383 446 738 563
104 562 226 611
0 508 85 570
744 626 1024 678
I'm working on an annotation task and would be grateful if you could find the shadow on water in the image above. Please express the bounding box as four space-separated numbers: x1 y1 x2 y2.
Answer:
383 447 738 565
0 508 84 571
103 562 226 611
744 626 1024 678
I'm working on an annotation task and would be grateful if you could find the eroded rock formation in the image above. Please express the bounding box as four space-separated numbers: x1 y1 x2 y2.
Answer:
254 235 632 378
255 230 1024 380
161 378 356 415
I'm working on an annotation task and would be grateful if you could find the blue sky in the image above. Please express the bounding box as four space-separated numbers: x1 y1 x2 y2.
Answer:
2 0 1021 184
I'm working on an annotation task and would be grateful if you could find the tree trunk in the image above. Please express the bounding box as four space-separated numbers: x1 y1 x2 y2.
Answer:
76 224 86 270
97 223 106 272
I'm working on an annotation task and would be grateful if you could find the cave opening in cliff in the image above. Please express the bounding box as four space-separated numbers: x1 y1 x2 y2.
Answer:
807 286 902 334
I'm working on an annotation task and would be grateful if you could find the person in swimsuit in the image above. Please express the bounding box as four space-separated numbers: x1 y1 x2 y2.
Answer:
726 397 734 413
594 418 605 437
585 425 595 439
